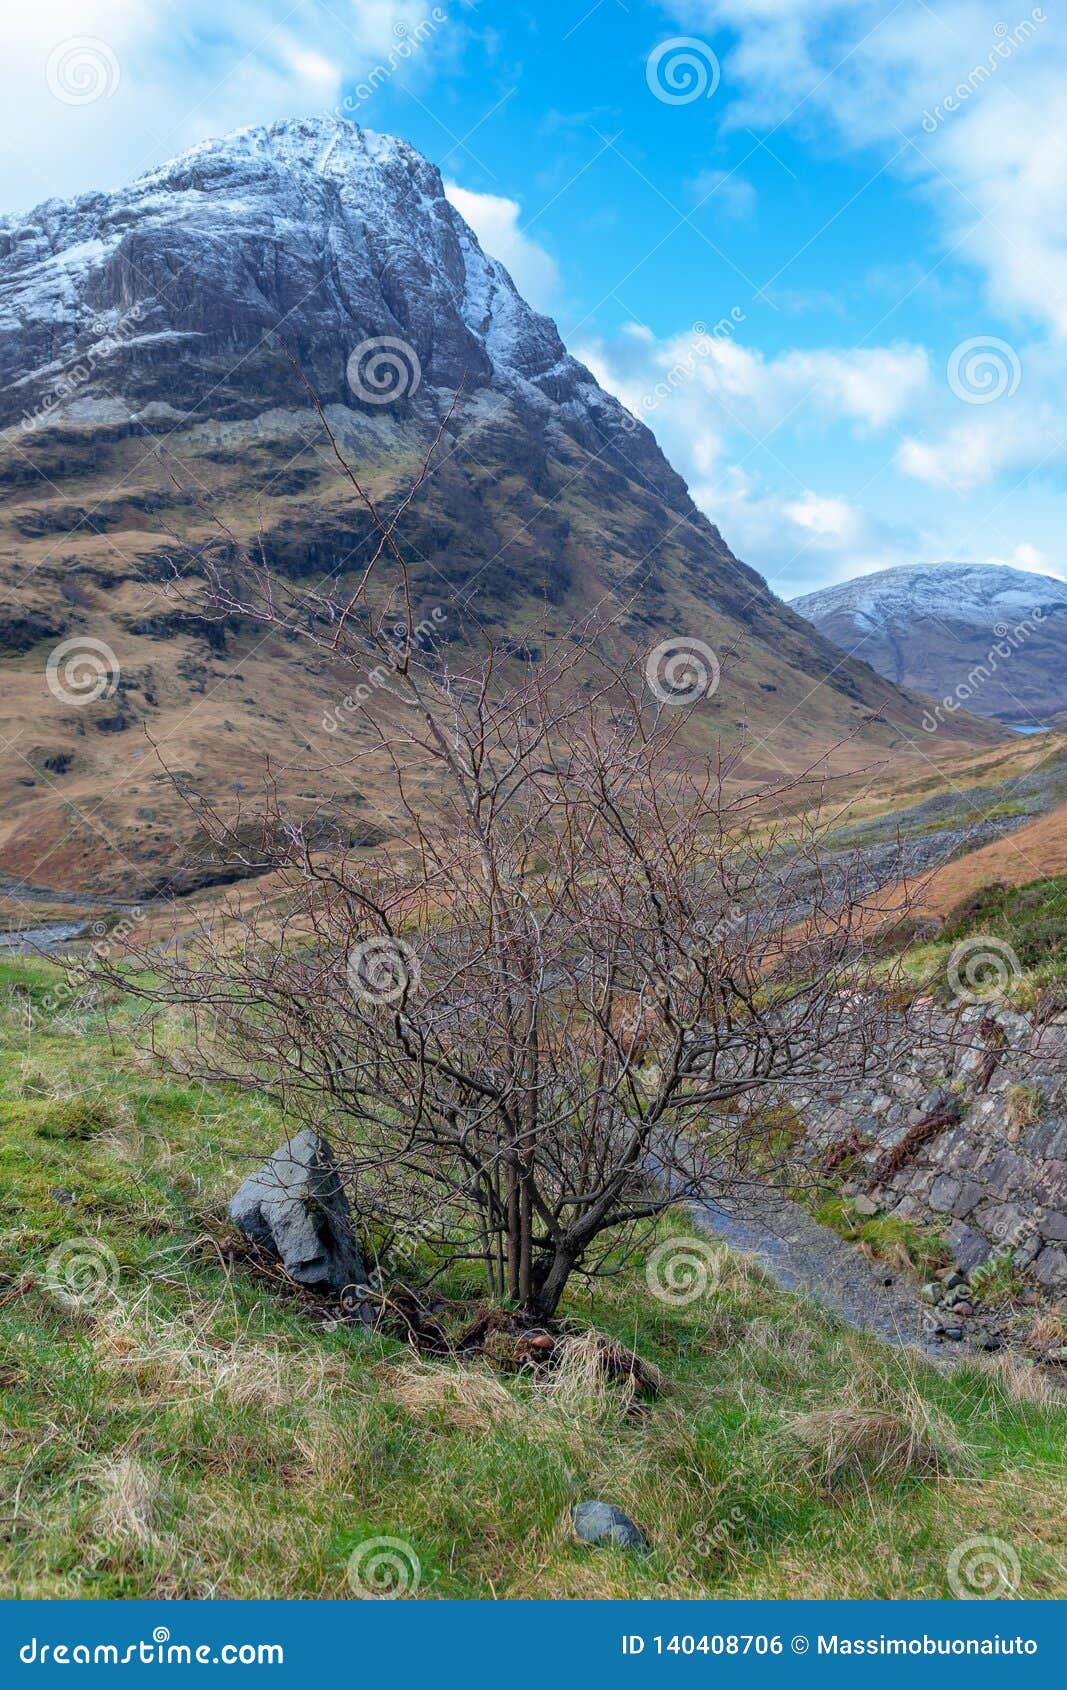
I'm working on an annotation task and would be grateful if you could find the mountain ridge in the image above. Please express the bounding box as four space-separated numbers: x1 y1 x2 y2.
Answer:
793 563 1067 728
0 116 1000 895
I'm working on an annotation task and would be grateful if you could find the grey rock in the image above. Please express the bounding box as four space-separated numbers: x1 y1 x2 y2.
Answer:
1024 1116 1067 1161
921 1282 942 1304
921 1086 954 1115
890 1194 922 1220
1043 1161 1067 1207
982 1149 1029 1197
946 1220 992 1273
1032 1245 1067 1289
928 1175 960 1214
852 1194 880 1217
939 1326 964 1341
571 1501 649 1552
1040 1211 1067 1242
976 1201 1030 1250
950 1180 984 1219
875 1123 910 1151
229 1129 373 1312
996 1010 1034 1043
956 1047 986 1080
935 1128 984 1175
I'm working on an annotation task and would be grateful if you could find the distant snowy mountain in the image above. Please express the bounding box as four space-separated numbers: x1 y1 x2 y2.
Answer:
793 564 1067 727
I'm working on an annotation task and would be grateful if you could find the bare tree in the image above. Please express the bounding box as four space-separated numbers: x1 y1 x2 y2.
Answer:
111 393 924 1320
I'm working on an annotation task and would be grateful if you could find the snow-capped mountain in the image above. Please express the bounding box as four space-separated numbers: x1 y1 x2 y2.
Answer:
793 564 1067 727
0 116 615 433
0 118 999 893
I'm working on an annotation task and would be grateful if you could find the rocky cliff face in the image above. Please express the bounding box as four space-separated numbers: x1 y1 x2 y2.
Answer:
793 563 1067 728
1 118 619 434
794 1000 1067 1294
0 117 997 895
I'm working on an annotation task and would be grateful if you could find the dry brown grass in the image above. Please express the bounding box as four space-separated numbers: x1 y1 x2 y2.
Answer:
885 801 1067 921
786 1405 969 1486
976 1350 1066 1406
1007 1085 1044 1131
90 1455 159 1545
1027 1309 1067 1348
93 1299 350 1410
385 1359 520 1432
538 1330 663 1412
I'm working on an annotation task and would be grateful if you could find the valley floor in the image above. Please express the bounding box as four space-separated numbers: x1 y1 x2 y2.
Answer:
1 956 1064 1600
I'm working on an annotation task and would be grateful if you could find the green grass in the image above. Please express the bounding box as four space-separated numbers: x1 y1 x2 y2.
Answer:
969 1251 1030 1307
811 1195 951 1280
0 955 1065 1599
940 876 1067 974
897 876 1067 1006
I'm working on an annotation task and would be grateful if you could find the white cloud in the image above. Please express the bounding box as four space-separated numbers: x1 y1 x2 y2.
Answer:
688 464 915 599
675 1 1064 338
784 491 865 546
985 542 1065 579
896 406 1063 493
443 183 560 311
0 1 452 210
575 321 929 438
574 320 931 594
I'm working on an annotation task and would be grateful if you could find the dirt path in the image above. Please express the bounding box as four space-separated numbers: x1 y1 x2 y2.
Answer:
687 1183 980 1363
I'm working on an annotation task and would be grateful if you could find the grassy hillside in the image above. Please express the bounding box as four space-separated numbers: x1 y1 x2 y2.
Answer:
0 405 1003 902
1 955 1064 1600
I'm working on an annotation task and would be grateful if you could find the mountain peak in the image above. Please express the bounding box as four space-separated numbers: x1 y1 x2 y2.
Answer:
792 562 1067 727
134 113 437 196
0 110 580 432
793 562 1067 629
0 119 1000 892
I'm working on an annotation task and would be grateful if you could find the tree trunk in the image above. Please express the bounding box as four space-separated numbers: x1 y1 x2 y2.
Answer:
506 1162 520 1302
525 1243 578 1321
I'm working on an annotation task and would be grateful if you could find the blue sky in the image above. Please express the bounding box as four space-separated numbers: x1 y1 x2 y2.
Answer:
3 0 1065 598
